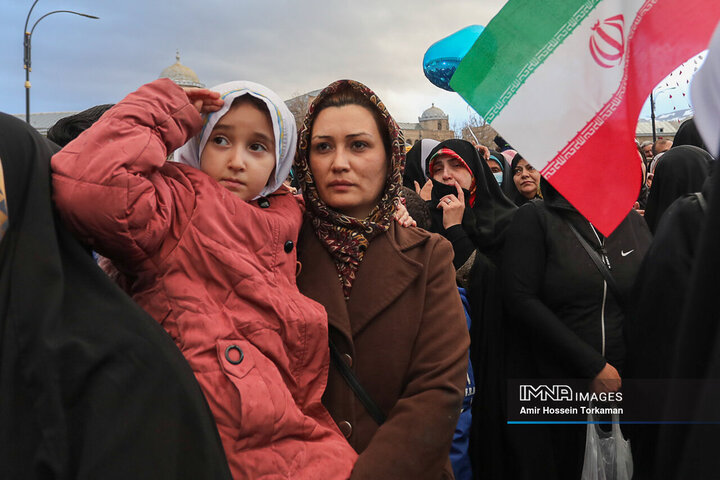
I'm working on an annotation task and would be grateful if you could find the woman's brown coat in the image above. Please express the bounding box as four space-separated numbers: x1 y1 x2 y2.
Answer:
297 220 470 479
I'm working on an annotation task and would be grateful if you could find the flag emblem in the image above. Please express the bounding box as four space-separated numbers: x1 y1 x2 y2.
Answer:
589 15 625 68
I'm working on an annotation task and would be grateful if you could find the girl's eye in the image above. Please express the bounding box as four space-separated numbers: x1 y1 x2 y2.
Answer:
527 165 535 172
351 141 368 150
211 136 230 146
513 168 522 175
249 143 268 152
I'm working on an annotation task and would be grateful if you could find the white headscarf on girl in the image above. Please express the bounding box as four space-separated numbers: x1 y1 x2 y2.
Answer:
175 80 296 199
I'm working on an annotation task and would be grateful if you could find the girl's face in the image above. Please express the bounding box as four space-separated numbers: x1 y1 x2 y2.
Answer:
513 158 541 199
309 104 388 219
200 100 276 201
430 153 473 190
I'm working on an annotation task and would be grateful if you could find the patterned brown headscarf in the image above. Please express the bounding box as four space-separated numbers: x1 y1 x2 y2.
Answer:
295 80 405 298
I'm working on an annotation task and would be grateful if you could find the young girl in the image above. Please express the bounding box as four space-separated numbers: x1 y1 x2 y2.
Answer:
51 78 357 479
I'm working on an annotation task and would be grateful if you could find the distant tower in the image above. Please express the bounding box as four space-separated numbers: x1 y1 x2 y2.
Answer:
159 50 204 88
419 103 449 131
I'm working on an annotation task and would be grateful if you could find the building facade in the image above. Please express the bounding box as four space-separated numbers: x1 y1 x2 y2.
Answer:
398 104 455 147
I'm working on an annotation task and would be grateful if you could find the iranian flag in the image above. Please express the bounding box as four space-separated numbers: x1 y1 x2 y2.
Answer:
450 0 720 235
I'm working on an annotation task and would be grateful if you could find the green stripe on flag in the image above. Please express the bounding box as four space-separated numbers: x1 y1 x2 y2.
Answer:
450 0 601 123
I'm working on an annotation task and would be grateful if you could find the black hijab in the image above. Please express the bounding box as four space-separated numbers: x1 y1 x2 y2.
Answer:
624 171 716 479
402 139 438 190
673 117 707 151
655 154 720 478
426 139 516 251
506 153 540 206
0 113 231 479
488 148 514 193
644 145 713 233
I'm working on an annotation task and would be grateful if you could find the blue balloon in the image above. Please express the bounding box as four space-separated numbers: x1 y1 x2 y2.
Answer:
423 25 484 92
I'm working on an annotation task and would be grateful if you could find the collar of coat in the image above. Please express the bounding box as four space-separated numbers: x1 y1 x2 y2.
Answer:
298 221 428 341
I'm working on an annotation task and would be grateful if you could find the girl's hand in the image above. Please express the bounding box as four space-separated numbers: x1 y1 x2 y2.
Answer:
437 181 465 229
394 200 416 228
182 87 224 114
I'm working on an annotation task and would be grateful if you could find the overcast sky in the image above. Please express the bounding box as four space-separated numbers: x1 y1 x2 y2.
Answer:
1 1 699 128
1 0 511 128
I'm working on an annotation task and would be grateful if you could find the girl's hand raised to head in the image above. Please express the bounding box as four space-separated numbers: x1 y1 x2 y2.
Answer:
182 87 224 114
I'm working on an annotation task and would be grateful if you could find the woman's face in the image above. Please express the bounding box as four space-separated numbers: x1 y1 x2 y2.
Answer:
309 104 388 219
513 158 541 199
430 153 473 190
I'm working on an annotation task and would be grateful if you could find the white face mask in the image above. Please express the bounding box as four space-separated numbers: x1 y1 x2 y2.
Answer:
493 172 503 185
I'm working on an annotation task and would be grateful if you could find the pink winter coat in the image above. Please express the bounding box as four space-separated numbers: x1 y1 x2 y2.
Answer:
51 80 357 479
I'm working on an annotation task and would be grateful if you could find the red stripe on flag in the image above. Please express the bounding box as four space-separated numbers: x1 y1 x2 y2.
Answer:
543 0 720 236
543 116 641 236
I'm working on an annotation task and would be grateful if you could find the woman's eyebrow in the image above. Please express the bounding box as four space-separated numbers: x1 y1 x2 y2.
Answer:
311 132 372 140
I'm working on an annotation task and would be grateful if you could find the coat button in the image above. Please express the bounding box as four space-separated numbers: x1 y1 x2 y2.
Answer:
343 354 353 368
338 420 353 438
284 240 294 253
225 345 244 365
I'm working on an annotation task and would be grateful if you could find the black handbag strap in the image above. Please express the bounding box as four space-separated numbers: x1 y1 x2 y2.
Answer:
563 219 627 310
329 338 386 425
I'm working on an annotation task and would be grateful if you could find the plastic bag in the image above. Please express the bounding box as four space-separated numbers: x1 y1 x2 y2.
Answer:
581 411 633 480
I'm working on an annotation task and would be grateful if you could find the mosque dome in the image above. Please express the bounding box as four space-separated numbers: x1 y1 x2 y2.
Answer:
419 103 448 121
159 51 204 88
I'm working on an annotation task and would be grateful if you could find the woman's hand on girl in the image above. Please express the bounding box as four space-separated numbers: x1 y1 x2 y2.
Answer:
437 181 465 229
394 200 417 228
182 88 224 114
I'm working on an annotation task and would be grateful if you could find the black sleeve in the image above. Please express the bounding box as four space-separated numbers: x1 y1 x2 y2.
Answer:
501 204 607 378
444 224 477 269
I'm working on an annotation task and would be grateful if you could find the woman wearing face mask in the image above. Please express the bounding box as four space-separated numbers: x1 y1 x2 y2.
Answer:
486 150 507 187
509 154 542 206
294 80 469 480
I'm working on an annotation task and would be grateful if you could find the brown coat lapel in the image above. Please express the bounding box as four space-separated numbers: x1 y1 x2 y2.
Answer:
346 223 425 336
297 222 428 340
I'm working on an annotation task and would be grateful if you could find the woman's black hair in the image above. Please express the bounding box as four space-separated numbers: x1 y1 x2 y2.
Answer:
47 104 115 147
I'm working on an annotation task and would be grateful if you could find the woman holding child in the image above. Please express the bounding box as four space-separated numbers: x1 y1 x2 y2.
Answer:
51 76 466 479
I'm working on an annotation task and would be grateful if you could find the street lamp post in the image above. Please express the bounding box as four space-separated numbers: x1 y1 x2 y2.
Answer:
23 0 98 124
650 91 657 143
